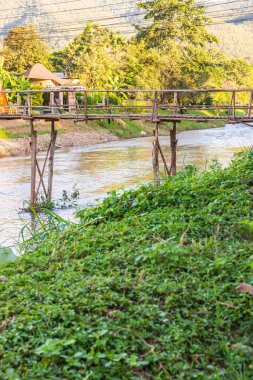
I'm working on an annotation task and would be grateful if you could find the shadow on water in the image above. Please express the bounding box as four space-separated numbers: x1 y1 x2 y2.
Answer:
1 124 253 247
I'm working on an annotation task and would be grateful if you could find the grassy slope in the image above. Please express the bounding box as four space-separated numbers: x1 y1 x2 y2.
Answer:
1 153 253 379
88 109 227 138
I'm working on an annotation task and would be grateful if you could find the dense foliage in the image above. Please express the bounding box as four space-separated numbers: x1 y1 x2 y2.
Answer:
0 1 253 92
1 152 253 378
0 25 51 73
52 24 125 88
0 64 44 105
136 0 215 47
49 0 253 91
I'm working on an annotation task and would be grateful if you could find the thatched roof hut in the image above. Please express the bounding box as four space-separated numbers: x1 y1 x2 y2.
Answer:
23 63 66 87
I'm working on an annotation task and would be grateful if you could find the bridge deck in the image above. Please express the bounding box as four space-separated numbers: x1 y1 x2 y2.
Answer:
0 113 253 123
1 88 253 124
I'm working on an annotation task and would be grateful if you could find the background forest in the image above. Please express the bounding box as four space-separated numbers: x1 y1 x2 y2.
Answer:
0 0 253 93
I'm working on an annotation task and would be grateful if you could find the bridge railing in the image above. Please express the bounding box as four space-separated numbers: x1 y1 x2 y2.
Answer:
0 88 253 122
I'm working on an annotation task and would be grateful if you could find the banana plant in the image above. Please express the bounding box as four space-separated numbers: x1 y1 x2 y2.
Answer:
0 63 31 103
107 75 129 100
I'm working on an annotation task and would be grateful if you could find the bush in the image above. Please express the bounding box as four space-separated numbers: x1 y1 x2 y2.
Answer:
30 84 44 107
123 99 150 114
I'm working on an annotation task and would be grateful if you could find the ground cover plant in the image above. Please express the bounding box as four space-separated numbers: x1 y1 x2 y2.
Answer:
1 152 253 379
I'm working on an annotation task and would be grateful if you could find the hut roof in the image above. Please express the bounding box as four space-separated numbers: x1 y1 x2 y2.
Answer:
23 64 66 85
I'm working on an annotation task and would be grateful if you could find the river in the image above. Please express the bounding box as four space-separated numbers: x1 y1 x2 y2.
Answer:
1 124 253 248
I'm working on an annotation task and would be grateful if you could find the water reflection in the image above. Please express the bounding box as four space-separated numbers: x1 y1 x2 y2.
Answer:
0 124 253 247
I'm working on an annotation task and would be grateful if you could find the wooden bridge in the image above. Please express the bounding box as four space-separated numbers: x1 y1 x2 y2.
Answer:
1 87 253 207
1 88 253 122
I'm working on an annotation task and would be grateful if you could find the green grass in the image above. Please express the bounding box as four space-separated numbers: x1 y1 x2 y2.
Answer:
0 126 53 139
99 119 152 139
0 127 12 139
99 109 241 138
159 109 245 132
98 110 227 139
1 152 253 378
178 109 225 131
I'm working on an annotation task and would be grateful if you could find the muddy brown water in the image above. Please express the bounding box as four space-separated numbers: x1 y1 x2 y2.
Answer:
1 124 253 249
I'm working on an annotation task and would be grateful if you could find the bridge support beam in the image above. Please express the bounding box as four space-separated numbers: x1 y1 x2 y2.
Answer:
48 121 57 200
30 120 37 207
30 119 57 208
151 120 178 180
152 122 171 186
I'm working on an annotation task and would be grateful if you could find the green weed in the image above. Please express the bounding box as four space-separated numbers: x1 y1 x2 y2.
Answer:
1 152 253 378
0 127 11 139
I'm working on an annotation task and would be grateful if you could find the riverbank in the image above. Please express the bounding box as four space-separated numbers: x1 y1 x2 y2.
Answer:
0 120 119 157
1 151 253 378
0 116 224 158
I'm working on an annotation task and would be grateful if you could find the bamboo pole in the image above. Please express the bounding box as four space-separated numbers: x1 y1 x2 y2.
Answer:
30 120 37 207
170 121 177 176
47 121 57 200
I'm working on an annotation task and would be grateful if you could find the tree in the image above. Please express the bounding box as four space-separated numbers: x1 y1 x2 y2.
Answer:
134 0 217 90
136 0 216 49
120 40 162 89
52 24 125 88
223 58 253 87
0 25 51 73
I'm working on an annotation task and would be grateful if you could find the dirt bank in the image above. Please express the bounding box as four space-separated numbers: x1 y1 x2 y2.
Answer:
0 117 222 158
0 120 119 158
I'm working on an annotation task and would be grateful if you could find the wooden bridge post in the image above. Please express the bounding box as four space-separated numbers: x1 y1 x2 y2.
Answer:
170 121 178 176
50 92 55 115
47 121 57 201
152 91 158 122
29 119 58 207
153 124 170 178
152 122 160 186
27 93 31 117
30 119 37 207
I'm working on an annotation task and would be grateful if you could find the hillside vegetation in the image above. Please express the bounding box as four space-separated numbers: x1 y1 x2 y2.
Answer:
0 0 139 49
208 23 253 62
2 2 253 115
1 151 253 378
2 0 253 60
